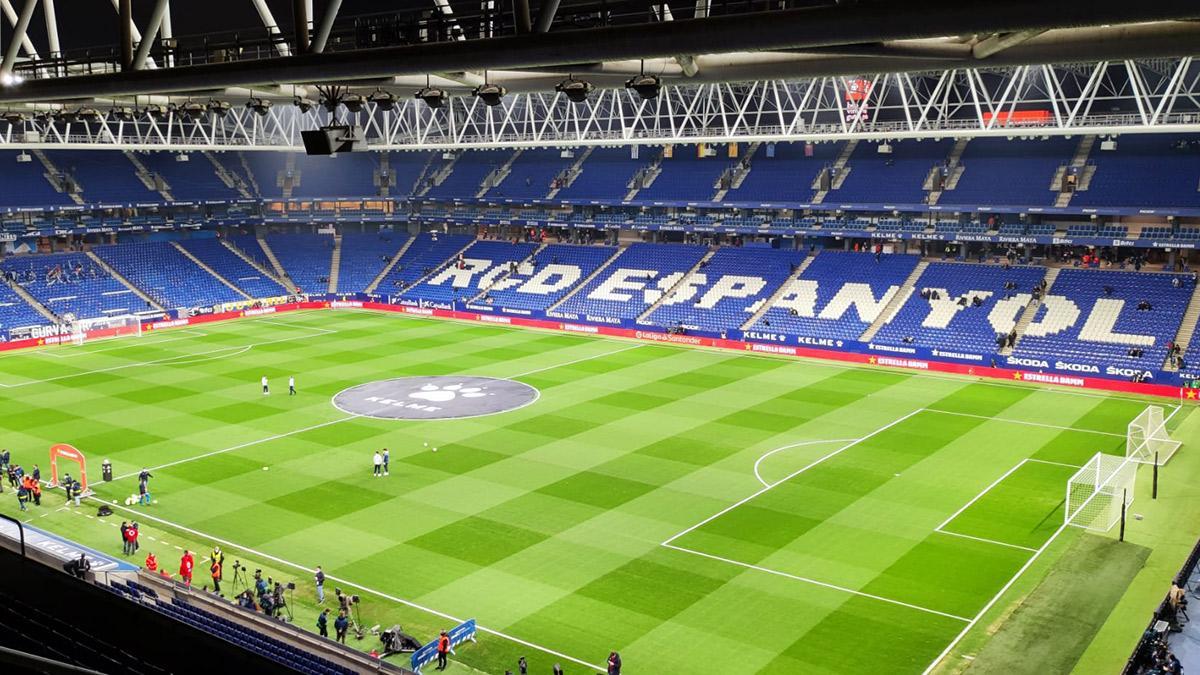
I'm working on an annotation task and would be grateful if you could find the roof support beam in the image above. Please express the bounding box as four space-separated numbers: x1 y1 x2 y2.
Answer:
119 0 133 70
0 0 35 81
512 0 531 34
250 0 292 57
0 0 39 61
132 0 171 71
972 29 1043 59
292 0 310 54
533 0 560 33
311 0 343 53
41 0 59 57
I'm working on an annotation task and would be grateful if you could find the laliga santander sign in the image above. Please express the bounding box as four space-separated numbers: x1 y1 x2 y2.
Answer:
49 443 90 494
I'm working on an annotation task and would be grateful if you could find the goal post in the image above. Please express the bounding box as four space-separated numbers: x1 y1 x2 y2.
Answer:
1127 405 1182 466
70 314 144 346
1065 452 1136 532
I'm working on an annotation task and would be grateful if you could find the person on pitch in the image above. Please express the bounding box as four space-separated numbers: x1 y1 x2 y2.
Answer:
289 375 296 395
179 550 194 586
372 450 383 477
262 375 269 395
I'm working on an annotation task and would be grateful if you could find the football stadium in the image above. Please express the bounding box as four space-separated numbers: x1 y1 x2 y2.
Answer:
1 3 1200 675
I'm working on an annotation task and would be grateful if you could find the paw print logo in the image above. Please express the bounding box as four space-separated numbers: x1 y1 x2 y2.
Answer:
409 383 489 403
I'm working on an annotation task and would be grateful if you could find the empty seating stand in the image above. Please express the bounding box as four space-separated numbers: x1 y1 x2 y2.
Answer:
178 237 288 298
477 243 619 312
555 242 709 320
94 241 244 309
0 151 75 207
873 262 1047 355
137 152 240 201
647 246 806 332
1012 268 1193 372
264 233 334 293
751 249 919 341
375 232 474 295
401 239 538 304
2 252 145 320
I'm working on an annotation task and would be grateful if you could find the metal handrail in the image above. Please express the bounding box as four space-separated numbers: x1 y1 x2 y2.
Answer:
0 513 26 558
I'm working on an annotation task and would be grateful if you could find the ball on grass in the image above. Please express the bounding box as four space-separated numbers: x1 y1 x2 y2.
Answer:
262 466 270 471
432 447 438 453
153 499 159 504
111 499 117 505
423 442 429 447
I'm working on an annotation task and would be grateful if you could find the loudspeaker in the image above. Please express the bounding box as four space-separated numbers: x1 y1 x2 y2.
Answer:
301 125 367 156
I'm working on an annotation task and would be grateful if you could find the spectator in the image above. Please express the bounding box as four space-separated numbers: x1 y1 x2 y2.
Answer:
608 651 622 675
437 630 450 670
315 565 326 604
317 608 330 638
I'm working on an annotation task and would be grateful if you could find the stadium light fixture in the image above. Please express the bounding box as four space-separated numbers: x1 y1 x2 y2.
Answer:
208 100 233 118
473 82 507 107
77 108 102 123
342 93 368 114
0 73 23 86
415 86 447 109
293 97 317 113
368 90 397 111
181 101 207 121
555 76 594 103
246 97 272 116
110 106 136 121
145 103 173 120
625 74 661 100
2 111 25 125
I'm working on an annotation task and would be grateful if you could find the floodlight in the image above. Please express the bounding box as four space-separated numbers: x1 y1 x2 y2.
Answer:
473 83 507 107
208 100 232 117
246 97 272 116
415 87 446 109
555 77 593 103
342 93 367 114
293 97 317 113
181 101 206 120
625 74 661 100
368 90 397 111
2 111 25 125
110 107 135 121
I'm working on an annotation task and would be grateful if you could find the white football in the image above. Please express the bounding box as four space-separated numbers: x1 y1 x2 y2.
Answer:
262 466 269 471
433 447 438 452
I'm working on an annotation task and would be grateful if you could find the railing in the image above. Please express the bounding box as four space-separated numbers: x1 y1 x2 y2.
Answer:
0 514 25 558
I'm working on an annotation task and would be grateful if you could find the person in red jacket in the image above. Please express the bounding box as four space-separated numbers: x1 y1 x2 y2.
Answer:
436 630 450 670
145 552 158 572
179 550 194 586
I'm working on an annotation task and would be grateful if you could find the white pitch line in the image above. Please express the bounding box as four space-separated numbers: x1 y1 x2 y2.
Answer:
503 343 647 379
752 439 861 488
88 498 607 673
661 408 925 546
922 519 1072 675
663 543 971 623
0 330 336 389
1024 458 1083 469
932 529 1038 553
113 415 362 480
934 459 1032 532
37 330 212 359
922 408 1125 438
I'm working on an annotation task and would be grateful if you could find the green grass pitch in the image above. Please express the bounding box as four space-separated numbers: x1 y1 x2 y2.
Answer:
0 310 1195 674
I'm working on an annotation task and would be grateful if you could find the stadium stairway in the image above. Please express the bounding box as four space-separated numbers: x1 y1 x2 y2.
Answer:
624 149 665 201
1000 266 1062 355
86 250 168 313
327 233 342 293
224 238 293 293
364 236 418 294
546 244 631 314
248 236 290 282
237 153 263 198
812 140 857 204
740 251 816 329
1164 283 1200 371
1054 135 1098 207
171 241 253 300
31 149 86 205
546 147 594 198
1 274 59 322
124 151 173 201
417 153 460 196
467 241 549 303
858 260 931 341
203 151 254 199
635 248 719 324
477 149 523 198
926 138 970 205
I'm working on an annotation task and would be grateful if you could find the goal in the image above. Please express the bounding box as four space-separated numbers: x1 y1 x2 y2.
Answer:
70 314 143 346
1126 405 1182 466
1065 452 1136 532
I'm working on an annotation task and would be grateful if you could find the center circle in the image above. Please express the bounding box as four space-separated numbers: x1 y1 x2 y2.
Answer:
332 376 540 420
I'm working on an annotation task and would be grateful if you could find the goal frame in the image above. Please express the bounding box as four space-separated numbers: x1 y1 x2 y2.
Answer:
1065 452 1136 532
70 314 143 347
1126 405 1182 466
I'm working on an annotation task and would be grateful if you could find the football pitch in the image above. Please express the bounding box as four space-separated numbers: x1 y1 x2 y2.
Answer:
0 309 1194 674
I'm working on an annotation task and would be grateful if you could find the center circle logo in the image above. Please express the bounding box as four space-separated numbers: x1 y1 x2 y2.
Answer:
332 376 539 420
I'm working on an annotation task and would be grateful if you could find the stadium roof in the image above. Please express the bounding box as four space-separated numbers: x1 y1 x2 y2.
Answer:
0 0 1198 104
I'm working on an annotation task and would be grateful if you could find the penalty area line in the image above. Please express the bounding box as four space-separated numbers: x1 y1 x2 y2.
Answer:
88 498 607 674
662 543 970 623
752 439 860 488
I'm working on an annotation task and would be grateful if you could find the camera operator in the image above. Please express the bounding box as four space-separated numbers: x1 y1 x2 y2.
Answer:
271 581 286 619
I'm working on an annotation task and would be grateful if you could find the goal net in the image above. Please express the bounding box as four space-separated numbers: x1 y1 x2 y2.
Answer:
70 314 143 346
1065 453 1136 532
1127 405 1182 466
